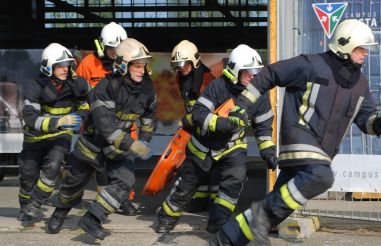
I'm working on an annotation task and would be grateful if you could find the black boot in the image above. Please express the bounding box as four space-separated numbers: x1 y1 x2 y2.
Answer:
78 211 106 240
120 200 137 216
46 207 71 234
24 200 42 219
208 230 232 246
18 202 32 221
249 202 273 246
155 207 178 233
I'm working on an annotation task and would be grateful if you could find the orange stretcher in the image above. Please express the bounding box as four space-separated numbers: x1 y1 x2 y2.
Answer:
142 98 235 196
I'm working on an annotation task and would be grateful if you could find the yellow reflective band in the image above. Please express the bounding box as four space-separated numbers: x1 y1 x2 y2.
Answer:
59 191 83 204
278 151 331 162
106 148 124 159
141 125 154 132
41 117 50 133
298 82 312 117
208 114 219 132
113 132 126 149
185 114 194 126
37 179 54 193
77 139 98 160
186 99 196 107
163 201 182 217
24 130 72 143
42 105 72 115
280 184 301 210
96 194 116 213
213 143 248 161
258 140 275 151
214 197 236 212
210 192 217 200
116 112 139 121
19 192 31 199
77 103 90 111
236 213 254 241
194 191 209 198
187 141 207 160
242 89 257 103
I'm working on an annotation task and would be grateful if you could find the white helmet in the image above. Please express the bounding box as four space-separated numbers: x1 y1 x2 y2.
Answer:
224 44 263 84
40 43 76 77
171 40 201 69
100 22 128 48
328 19 379 60
113 38 152 76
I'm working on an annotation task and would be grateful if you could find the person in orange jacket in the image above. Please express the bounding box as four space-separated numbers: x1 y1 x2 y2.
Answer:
170 40 217 212
76 22 137 216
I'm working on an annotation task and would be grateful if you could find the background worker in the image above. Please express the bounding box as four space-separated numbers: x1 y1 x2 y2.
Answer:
210 19 380 246
156 44 276 234
170 40 216 212
76 21 137 216
18 43 90 221
46 38 156 240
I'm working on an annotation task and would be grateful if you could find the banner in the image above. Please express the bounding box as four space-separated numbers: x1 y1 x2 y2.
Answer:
329 154 381 192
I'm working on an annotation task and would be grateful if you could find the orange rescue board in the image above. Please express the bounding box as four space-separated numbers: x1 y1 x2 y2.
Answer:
142 98 235 196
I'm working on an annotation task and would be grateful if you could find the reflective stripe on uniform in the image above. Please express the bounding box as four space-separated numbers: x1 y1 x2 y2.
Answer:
42 105 73 115
19 191 31 199
141 124 154 132
59 190 84 204
218 191 238 204
197 96 215 112
96 189 120 213
214 197 236 212
212 143 248 161
34 116 46 131
280 183 301 210
41 117 51 133
298 82 313 125
207 114 219 132
278 151 331 162
241 83 260 104
24 130 72 143
287 178 308 205
187 140 207 160
256 136 272 142
141 117 153 125
91 100 115 110
280 144 327 156
24 99 41 110
253 109 273 124
163 201 182 217
77 139 98 160
77 102 90 111
116 112 139 121
303 83 320 124
37 179 55 193
258 140 274 151
235 212 254 241
194 191 209 198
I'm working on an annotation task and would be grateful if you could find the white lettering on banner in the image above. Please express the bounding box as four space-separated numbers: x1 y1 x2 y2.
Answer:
344 11 380 28
329 154 381 192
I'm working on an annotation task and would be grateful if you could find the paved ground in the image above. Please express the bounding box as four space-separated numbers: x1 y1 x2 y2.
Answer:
1 176 381 246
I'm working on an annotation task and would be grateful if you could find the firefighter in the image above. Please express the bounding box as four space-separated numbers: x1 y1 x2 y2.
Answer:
210 19 380 246
76 22 137 216
171 40 216 212
46 38 156 239
156 44 276 234
18 43 90 221
76 21 127 88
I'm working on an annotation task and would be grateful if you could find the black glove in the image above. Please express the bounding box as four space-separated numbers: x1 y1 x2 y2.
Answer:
259 145 277 170
227 105 249 132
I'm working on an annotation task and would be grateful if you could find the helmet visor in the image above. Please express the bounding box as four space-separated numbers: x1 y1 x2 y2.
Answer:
171 60 191 69
53 59 75 67
242 67 262 75
360 42 379 52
